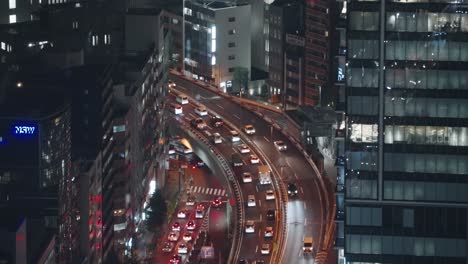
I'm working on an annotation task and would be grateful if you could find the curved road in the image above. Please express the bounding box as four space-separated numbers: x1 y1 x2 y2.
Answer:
168 93 279 263
170 75 327 263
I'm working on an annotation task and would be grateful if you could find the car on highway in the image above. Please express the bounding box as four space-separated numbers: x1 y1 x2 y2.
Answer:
177 210 187 219
265 189 275 200
170 103 183 115
273 140 287 151
261 244 271 255
162 242 175 253
168 231 180 242
195 207 204 219
213 132 222 144
250 154 259 164
168 80 176 88
243 124 256 135
190 156 205 168
191 118 207 130
194 106 208 116
186 220 196 231
183 231 193 242
238 144 250 154
230 130 240 142
176 94 188 104
252 260 265 264
239 259 248 264
186 196 195 206
232 153 243 167
266 209 276 221
264 226 274 238
211 116 224 127
172 222 181 231
177 243 188 254
212 197 223 208
242 172 253 183
169 254 181 263
247 195 256 207
287 182 299 196
245 220 255 233
168 144 176 155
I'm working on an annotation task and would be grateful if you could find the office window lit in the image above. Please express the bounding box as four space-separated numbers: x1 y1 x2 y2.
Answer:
9 0 16 9
9 15 17 24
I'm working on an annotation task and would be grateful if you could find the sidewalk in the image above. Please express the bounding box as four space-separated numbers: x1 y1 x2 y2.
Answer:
135 168 186 262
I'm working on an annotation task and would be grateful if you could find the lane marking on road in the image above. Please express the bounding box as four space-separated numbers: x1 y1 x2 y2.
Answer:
188 113 197 119
263 136 270 142
216 103 224 109
221 190 226 196
294 173 299 179
205 125 212 130
304 202 307 210
260 214 262 221
285 159 292 167
233 114 241 120
255 245 259 253
255 186 259 192
304 218 308 226
300 187 304 194
258 200 262 208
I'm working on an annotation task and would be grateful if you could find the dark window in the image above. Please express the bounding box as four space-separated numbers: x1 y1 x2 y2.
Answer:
229 67 235 72
228 55 235 60
228 42 236 48
228 29 236 35
228 17 235 22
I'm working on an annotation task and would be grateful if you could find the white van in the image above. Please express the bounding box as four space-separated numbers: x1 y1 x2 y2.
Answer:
170 103 183 115
213 133 222 144
176 94 189 105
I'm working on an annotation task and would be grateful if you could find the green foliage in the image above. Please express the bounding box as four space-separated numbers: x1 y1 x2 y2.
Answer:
145 190 168 231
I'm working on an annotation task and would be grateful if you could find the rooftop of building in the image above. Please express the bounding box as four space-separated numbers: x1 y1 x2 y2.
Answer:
286 105 336 125
189 0 247 10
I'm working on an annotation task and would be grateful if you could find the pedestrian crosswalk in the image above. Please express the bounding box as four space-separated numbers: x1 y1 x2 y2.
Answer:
189 186 227 197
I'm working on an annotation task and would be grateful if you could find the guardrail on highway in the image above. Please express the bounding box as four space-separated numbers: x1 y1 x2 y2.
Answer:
170 88 245 263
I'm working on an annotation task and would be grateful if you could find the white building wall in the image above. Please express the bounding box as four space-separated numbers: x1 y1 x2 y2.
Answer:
214 5 251 88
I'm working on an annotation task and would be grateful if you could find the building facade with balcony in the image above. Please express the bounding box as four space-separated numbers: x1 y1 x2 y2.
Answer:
344 0 468 263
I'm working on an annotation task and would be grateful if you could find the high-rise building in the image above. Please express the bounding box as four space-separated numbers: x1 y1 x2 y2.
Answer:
344 1 468 263
304 0 329 106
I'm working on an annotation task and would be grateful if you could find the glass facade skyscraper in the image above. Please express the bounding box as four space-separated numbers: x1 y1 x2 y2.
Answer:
345 0 468 263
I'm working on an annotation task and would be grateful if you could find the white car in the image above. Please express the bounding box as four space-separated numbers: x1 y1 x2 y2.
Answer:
244 125 256 135
250 155 259 164
171 222 181 231
176 94 188 104
168 232 180 242
242 172 253 183
170 103 183 115
265 189 275 200
195 209 204 219
186 196 195 206
230 130 240 142
213 132 222 144
168 145 176 155
183 232 193 242
245 220 255 233
261 244 270 255
194 106 208 116
186 220 196 231
264 226 274 238
177 243 188 254
273 140 287 151
177 210 187 219
247 195 256 207
238 144 250 154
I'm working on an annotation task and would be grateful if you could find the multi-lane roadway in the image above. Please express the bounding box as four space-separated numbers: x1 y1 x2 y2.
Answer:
170 74 329 263
167 90 281 263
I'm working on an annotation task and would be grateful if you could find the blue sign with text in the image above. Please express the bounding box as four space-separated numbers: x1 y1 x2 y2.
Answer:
13 125 37 135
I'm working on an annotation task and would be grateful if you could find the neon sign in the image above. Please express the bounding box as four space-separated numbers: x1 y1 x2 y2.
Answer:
14 125 36 135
